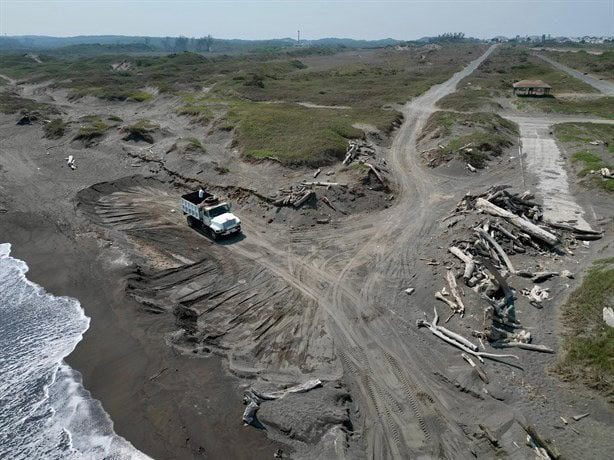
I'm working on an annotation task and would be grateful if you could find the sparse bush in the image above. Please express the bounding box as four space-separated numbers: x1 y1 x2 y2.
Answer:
74 115 109 144
43 118 67 138
124 119 160 143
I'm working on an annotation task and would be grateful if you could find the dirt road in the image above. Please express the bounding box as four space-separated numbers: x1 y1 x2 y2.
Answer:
222 44 501 458
535 53 614 95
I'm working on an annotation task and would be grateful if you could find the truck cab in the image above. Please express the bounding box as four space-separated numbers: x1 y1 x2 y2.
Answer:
181 189 241 240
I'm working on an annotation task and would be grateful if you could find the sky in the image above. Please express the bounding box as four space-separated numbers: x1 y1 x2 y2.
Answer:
0 0 612 40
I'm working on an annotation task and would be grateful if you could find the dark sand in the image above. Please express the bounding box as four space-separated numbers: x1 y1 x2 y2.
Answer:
1 213 282 460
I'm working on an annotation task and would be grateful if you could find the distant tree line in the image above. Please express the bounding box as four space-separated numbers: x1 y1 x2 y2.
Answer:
159 35 214 52
434 32 466 42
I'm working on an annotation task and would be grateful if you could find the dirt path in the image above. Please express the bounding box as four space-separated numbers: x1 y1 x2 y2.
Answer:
515 120 592 230
535 53 614 95
0 74 17 85
501 115 613 231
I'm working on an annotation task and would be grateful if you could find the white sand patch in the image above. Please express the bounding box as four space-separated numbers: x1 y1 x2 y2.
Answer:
297 102 351 109
518 122 592 230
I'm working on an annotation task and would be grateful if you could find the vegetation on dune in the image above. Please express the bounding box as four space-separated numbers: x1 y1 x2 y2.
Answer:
216 43 489 108
542 49 614 82
222 101 401 166
477 46 595 93
438 45 605 115
571 151 614 192
0 91 59 117
0 43 487 164
185 136 205 152
167 136 206 154
124 119 160 143
422 111 518 168
554 123 614 153
437 89 502 112
43 118 67 138
554 123 614 192
554 257 614 398
74 115 110 141
176 93 215 124
516 96 614 120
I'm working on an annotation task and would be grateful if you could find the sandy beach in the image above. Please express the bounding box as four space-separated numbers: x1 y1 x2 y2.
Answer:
0 213 282 459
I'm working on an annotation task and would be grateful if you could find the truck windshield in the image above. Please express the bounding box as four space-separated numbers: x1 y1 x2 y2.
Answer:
209 205 230 218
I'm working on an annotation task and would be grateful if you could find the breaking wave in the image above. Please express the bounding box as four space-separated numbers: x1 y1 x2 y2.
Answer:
0 243 150 459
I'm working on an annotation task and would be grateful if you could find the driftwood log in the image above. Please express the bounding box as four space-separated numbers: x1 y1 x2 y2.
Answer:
364 163 387 189
342 144 357 165
435 291 459 312
293 191 315 208
518 421 561 460
475 198 558 246
448 246 475 282
417 308 519 363
475 227 516 274
462 353 489 383
301 181 346 187
493 342 554 353
446 270 465 316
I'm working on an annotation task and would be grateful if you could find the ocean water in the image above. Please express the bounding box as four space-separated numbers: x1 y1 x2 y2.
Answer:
0 243 150 460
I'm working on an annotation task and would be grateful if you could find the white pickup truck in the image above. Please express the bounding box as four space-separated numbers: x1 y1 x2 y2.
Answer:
181 189 241 240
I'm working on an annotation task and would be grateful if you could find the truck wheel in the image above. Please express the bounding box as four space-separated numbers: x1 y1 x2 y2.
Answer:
187 216 196 227
210 229 218 241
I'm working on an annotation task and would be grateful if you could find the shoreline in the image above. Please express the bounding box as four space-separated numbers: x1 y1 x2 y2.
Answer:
1 213 282 459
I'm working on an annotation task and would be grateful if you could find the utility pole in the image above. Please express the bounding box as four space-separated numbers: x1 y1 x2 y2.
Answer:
297 30 300 45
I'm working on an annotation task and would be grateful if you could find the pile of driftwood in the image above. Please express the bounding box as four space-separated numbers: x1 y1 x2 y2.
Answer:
421 185 604 363
599 167 613 179
342 140 375 165
422 142 477 171
272 185 315 208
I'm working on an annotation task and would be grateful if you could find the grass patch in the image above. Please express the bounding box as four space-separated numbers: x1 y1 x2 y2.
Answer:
0 45 488 164
216 43 488 108
554 258 614 398
437 89 502 112
521 96 614 120
571 150 614 192
542 49 614 82
214 165 230 174
438 45 599 113
124 119 160 143
108 115 123 122
177 93 214 124
167 137 206 154
43 118 66 138
75 115 109 141
556 123 614 191
422 111 518 168
185 136 205 152
0 91 59 116
554 123 614 152
223 101 401 166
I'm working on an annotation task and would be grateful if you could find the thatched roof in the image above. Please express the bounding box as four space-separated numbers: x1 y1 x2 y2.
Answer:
512 79 552 89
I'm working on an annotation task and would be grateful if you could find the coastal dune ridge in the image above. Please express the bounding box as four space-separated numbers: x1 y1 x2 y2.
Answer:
0 242 149 459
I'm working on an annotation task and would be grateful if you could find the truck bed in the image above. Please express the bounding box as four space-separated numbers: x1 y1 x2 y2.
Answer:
181 190 214 206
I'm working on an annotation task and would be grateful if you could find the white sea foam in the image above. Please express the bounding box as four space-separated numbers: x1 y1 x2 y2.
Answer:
0 243 151 459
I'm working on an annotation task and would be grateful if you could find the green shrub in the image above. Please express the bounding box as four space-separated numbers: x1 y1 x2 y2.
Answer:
43 118 66 138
